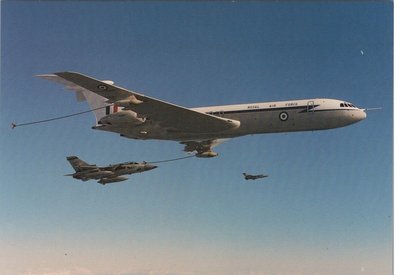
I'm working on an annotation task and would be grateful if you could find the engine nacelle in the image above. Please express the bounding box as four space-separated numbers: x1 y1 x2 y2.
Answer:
196 151 218 158
99 110 145 126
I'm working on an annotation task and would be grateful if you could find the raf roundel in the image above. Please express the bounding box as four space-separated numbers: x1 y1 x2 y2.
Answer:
97 84 108 91
279 111 288 121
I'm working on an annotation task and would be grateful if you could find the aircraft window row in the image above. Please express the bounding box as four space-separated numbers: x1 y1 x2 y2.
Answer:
340 103 355 108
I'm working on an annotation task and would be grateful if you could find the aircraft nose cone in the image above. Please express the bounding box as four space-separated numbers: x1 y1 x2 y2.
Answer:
145 164 158 170
358 110 367 121
361 110 367 120
352 109 367 122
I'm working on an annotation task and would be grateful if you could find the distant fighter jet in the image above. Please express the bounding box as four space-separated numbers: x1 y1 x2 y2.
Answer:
65 156 157 185
242 173 268 180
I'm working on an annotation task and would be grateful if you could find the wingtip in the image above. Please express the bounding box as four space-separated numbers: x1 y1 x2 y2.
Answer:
35 74 58 78
36 71 80 78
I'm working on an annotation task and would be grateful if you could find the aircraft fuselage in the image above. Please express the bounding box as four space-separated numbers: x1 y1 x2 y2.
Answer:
112 98 366 141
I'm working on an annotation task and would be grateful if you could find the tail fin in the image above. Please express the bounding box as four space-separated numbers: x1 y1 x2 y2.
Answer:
66 156 93 172
37 74 120 125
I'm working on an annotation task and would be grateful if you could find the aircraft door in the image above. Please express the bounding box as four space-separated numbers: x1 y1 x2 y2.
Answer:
307 101 315 113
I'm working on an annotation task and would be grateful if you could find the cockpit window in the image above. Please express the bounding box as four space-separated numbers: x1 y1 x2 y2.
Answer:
340 102 357 108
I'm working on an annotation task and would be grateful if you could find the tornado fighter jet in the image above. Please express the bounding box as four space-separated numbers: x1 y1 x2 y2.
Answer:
65 156 157 185
242 173 268 180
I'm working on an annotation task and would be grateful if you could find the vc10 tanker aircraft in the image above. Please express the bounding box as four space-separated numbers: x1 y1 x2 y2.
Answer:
38 72 367 157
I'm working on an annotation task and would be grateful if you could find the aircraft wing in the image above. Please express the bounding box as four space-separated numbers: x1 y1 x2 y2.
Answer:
78 165 99 171
51 72 240 134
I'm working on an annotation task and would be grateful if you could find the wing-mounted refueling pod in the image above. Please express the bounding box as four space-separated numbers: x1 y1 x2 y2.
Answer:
98 110 146 126
111 95 143 108
181 139 229 158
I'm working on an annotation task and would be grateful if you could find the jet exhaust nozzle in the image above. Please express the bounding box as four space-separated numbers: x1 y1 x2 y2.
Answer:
196 151 218 158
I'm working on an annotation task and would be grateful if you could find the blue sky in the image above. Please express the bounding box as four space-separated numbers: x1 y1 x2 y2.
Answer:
0 2 393 275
